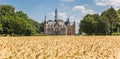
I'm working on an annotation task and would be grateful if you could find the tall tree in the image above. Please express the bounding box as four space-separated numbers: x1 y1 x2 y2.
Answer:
0 5 42 36
40 22 44 33
79 14 110 35
0 24 2 33
117 9 120 34
96 16 110 35
80 14 97 35
15 11 28 19
101 7 118 34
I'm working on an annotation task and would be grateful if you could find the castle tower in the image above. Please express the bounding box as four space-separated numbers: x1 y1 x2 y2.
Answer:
55 9 58 22
73 20 75 35
44 14 47 24
67 18 70 25
44 14 47 34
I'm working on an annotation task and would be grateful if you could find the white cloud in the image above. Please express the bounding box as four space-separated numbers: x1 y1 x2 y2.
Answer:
52 12 67 20
84 10 95 14
58 12 67 20
60 4 69 10
70 16 75 20
51 12 77 22
73 6 85 12
61 0 75 2
73 5 95 14
95 0 120 9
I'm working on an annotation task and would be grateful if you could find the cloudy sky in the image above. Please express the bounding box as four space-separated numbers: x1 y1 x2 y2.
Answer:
0 0 120 33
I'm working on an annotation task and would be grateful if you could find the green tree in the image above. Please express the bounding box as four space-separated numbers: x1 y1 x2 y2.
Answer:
80 14 97 35
0 5 15 16
0 5 42 36
15 11 28 18
79 14 110 35
0 24 2 33
116 9 120 34
29 19 41 33
40 22 44 33
101 7 118 34
96 16 110 35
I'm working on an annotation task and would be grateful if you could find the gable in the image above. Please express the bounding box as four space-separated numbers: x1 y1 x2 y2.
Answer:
54 22 59 27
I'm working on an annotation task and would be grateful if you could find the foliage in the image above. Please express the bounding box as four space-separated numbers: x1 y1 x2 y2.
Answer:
79 7 120 35
0 5 43 36
80 14 110 35
101 7 118 34
39 22 44 32
0 24 2 33
80 14 97 35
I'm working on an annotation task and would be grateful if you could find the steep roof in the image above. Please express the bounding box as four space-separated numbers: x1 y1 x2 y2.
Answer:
46 20 74 27
65 18 70 25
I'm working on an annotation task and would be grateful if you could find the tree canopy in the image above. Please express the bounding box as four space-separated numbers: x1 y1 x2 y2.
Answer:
79 7 120 35
0 5 44 36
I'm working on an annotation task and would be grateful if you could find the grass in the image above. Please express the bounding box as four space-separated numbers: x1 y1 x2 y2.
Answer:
0 36 120 59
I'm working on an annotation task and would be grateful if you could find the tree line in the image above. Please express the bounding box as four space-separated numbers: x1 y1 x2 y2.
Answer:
2 5 120 36
0 5 44 36
79 7 120 35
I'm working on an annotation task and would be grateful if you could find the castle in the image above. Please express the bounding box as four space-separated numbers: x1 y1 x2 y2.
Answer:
44 9 75 35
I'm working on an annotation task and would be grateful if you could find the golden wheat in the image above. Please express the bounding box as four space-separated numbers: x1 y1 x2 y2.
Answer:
0 36 120 59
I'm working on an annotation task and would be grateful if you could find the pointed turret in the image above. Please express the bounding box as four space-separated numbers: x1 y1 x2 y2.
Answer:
55 8 58 22
44 14 47 34
65 18 70 25
67 18 70 24
73 20 75 26
44 14 47 24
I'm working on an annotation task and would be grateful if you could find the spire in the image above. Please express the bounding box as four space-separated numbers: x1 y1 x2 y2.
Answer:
44 14 47 24
65 17 70 25
73 19 75 26
55 8 58 22
67 17 70 24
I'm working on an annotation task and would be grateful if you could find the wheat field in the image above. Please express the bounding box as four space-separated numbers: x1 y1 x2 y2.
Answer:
0 36 120 59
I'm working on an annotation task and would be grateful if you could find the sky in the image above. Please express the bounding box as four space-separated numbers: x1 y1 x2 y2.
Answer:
0 0 120 34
